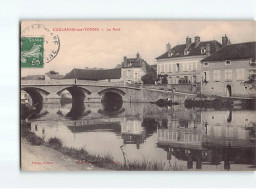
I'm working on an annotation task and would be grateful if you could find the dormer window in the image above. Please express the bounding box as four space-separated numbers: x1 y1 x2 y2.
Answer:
201 47 206 54
184 49 190 56
168 51 174 57
225 60 231 65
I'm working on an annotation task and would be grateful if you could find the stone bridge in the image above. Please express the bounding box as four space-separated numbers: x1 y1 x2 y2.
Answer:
21 79 195 105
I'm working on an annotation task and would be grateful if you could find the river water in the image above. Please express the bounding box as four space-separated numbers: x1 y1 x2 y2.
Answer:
28 102 256 171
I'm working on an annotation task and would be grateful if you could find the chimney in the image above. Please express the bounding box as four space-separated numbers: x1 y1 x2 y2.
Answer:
206 43 211 56
136 52 140 59
222 34 228 46
166 42 171 52
195 36 200 47
186 36 192 48
123 56 127 67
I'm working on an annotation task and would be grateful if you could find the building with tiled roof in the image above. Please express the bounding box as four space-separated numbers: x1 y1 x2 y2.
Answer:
63 68 122 81
121 53 151 83
201 42 255 62
45 71 64 80
201 41 256 98
155 36 224 91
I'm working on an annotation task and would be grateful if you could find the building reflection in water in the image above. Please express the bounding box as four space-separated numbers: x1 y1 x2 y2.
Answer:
121 118 146 149
28 101 256 171
157 108 256 170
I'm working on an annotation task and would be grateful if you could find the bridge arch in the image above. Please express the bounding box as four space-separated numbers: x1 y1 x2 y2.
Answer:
98 88 126 97
99 88 124 113
21 87 50 105
57 86 92 103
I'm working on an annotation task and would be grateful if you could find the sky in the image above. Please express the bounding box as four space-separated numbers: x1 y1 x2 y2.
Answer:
21 20 256 77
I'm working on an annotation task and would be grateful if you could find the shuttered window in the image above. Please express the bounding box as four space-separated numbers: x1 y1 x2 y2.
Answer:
237 69 244 80
169 64 172 72
213 70 221 81
203 71 210 81
225 70 232 81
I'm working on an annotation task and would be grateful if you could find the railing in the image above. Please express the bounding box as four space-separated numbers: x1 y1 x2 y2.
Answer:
21 79 127 87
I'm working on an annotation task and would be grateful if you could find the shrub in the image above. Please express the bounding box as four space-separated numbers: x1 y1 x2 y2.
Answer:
48 137 63 149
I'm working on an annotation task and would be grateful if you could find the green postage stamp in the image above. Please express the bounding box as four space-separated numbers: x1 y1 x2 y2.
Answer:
21 37 44 68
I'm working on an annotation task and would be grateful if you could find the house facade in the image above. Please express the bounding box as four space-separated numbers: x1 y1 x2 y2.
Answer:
121 53 150 83
156 36 224 87
201 42 256 98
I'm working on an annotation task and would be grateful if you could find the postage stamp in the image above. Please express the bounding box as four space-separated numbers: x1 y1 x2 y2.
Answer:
21 37 44 68
21 24 60 64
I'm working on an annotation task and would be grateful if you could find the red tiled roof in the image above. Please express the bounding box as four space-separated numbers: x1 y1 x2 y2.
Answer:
156 40 222 60
201 42 256 62
63 68 121 80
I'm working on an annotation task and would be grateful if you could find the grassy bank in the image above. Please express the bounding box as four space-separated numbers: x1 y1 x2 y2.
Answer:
21 123 182 171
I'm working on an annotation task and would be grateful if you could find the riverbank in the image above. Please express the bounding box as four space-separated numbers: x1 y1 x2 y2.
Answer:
21 138 106 171
21 122 179 171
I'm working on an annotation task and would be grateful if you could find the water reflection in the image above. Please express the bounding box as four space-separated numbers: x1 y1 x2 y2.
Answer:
29 101 256 171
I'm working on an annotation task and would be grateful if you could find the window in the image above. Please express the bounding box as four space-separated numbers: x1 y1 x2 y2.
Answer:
225 60 231 65
169 64 172 72
192 62 196 71
183 63 186 71
188 62 192 71
157 65 161 73
201 48 206 54
214 125 222 137
204 62 209 67
225 69 232 81
237 69 244 80
176 63 180 72
160 64 164 72
183 63 188 71
172 77 176 84
225 126 233 138
203 71 210 82
168 52 174 57
213 70 221 81
196 62 199 70
127 70 132 78
165 64 168 72
134 73 138 79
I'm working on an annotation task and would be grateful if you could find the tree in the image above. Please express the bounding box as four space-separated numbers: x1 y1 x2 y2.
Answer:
243 62 256 89
141 68 157 84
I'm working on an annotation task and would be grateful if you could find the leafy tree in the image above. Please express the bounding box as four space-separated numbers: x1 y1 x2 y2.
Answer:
243 62 256 89
141 65 157 84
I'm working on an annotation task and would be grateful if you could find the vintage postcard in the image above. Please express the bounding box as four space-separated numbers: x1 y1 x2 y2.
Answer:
20 21 256 171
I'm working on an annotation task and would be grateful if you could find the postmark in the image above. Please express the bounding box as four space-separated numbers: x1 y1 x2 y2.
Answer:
21 24 60 66
21 37 44 68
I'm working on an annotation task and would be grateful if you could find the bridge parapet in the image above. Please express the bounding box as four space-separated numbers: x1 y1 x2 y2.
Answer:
21 79 126 87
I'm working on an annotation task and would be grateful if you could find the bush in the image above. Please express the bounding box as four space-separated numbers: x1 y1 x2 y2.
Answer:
24 130 44 146
48 137 63 149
